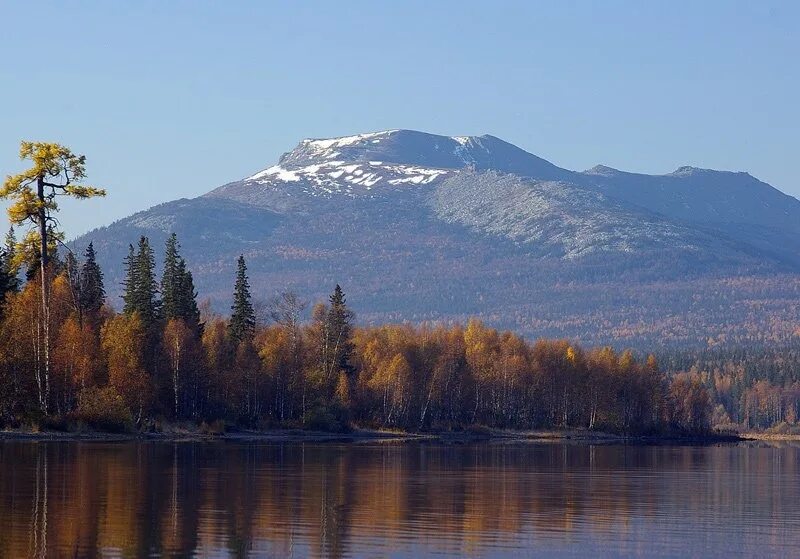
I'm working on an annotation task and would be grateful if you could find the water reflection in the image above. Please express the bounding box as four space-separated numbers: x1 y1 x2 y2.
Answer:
1 441 799 558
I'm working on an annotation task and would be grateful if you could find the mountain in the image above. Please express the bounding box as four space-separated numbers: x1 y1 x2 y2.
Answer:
74 130 800 348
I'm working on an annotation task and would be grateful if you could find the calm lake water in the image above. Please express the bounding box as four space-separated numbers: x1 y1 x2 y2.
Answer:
1 440 799 558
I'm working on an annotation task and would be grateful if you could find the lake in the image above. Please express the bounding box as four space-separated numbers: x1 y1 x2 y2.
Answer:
1 440 798 558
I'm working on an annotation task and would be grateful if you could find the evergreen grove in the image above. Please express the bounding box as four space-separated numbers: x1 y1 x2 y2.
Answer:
0 231 713 434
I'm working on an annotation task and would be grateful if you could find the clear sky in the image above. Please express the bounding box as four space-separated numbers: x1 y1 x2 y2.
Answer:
1 0 798 236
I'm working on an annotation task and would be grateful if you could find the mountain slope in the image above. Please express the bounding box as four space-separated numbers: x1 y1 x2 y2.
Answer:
73 130 800 348
580 164 800 232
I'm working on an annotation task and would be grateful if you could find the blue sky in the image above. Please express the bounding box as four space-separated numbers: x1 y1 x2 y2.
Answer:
1 0 798 236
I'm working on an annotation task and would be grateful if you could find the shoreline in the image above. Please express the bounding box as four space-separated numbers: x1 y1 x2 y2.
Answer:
0 427 745 444
738 432 800 442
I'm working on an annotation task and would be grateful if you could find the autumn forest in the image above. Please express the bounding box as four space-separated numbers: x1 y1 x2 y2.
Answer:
1 142 797 437
0 222 713 435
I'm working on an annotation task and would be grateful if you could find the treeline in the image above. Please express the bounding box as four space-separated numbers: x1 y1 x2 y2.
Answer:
660 344 800 432
0 231 711 434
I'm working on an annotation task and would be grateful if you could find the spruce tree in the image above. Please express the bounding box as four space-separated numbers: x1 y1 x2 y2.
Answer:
326 284 355 377
161 233 181 320
161 233 200 332
122 243 137 314
64 250 83 322
228 255 255 343
122 236 160 327
176 259 201 332
80 242 105 318
0 248 14 319
2 227 19 294
0 228 19 314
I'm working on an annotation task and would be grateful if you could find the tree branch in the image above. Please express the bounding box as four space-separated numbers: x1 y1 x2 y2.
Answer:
42 182 68 190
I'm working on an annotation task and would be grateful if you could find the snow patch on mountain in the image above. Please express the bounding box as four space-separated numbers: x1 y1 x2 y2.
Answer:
299 130 400 158
240 160 451 198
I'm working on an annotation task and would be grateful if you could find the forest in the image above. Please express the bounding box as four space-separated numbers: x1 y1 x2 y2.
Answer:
659 344 800 433
0 226 713 435
2 141 793 437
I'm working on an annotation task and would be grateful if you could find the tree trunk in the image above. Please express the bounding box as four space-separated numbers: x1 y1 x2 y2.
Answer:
37 176 50 414
172 341 181 418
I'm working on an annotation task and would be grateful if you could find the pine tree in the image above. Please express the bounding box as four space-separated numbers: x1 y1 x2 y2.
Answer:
228 255 255 343
79 242 105 319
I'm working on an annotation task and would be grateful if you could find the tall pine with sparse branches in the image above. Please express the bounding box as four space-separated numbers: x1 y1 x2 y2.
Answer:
228 255 255 343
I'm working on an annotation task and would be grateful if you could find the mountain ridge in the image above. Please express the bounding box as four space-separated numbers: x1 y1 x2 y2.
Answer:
73 129 800 348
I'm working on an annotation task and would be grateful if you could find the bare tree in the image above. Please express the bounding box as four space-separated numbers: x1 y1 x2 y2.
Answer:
268 291 307 420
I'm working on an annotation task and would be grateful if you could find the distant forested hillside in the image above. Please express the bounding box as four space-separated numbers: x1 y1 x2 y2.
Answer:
74 130 800 349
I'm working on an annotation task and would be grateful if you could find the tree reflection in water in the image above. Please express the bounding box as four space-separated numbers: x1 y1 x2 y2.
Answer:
0 441 799 558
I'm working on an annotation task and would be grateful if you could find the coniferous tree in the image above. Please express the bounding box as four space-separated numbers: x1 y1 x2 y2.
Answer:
79 242 105 319
327 284 355 375
0 228 18 308
0 250 14 320
64 250 83 323
120 237 164 409
322 284 356 408
161 233 181 320
4 226 16 259
122 244 136 314
228 255 255 343
176 259 201 332
161 234 201 332
2 227 19 293
122 236 160 327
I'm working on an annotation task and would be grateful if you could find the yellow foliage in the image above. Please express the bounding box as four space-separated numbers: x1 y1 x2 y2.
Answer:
2 141 105 268
101 313 150 414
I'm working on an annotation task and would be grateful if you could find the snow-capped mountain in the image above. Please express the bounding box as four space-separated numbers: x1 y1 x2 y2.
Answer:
74 130 800 348
205 130 573 209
